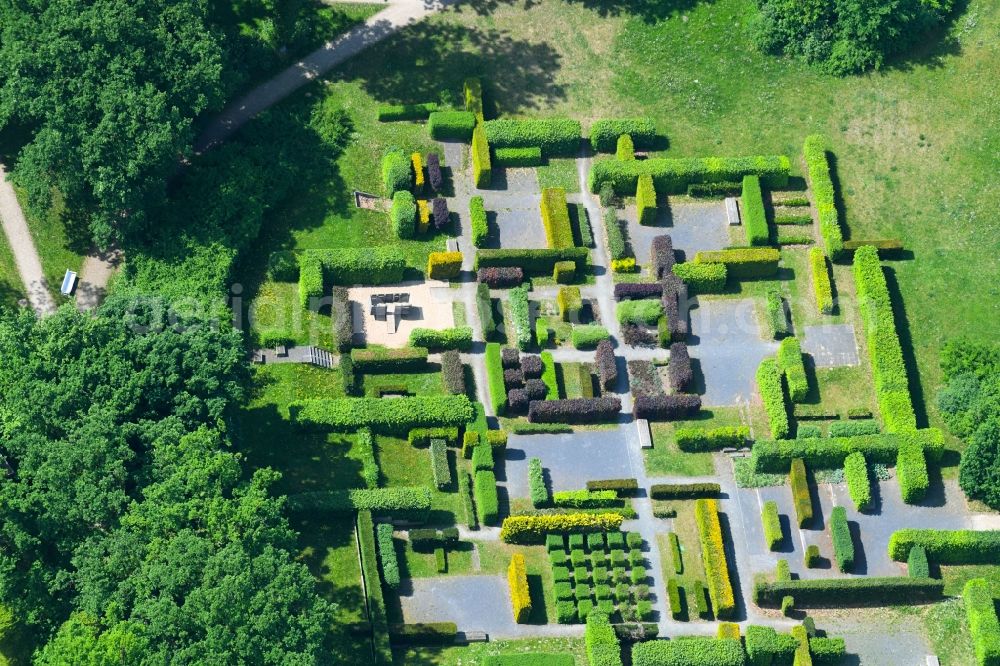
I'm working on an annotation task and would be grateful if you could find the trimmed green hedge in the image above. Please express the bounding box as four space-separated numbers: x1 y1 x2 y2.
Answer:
754 577 944 607
485 342 507 416
528 457 549 508
357 427 379 489
803 135 844 260
500 513 625 544
464 77 483 121
572 325 611 350
305 248 407 286
484 118 582 156
696 499 736 619
746 625 797 666
382 150 412 196
378 102 438 121
494 146 543 166
376 522 401 588
694 247 780 279
585 612 623 666
428 110 476 140
472 124 492 188
757 358 790 439
603 209 627 260
888 529 1000 564
292 395 474 433
897 434 929 503
907 545 930 578
298 252 323 307
430 438 450 489
844 451 872 512
540 351 558 398
751 429 944 472
854 244 916 432
589 118 657 152
830 506 854 572
790 458 813 528
676 426 749 452
777 337 808 402
636 174 657 226
510 286 532 351
483 654 575 666
809 637 847 665
589 154 790 194
616 134 635 161
741 174 769 246
470 196 488 248
391 190 417 239
288 488 431 520
409 327 473 351
476 247 589 275
475 469 499 525
651 483 721 499
358 511 393 663
351 346 428 371
762 500 783 551
616 299 663 326
964 578 1000 666
673 262 727 294
540 187 574 249
631 637 746 666
809 247 834 315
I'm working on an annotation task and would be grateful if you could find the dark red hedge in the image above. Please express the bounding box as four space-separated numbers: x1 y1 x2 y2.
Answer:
528 397 622 423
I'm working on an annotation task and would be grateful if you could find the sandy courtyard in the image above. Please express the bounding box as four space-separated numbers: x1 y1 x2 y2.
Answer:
348 281 456 347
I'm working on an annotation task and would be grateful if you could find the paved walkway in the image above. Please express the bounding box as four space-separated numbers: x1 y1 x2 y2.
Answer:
194 0 453 153
0 164 56 316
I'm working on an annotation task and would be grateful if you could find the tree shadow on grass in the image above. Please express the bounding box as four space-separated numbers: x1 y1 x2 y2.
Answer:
451 0 715 24
883 266 929 429
332 22 566 115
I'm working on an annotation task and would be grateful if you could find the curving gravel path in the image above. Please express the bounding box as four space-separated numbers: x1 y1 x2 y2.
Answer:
0 164 56 316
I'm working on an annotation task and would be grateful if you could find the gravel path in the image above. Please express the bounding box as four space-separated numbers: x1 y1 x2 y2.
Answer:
0 164 56 316
194 0 452 153
76 247 122 311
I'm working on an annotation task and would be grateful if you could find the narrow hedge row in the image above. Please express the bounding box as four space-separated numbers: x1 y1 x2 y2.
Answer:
528 396 621 424
358 511 393 664
844 451 872 512
754 577 944 607
596 339 617 391
854 244 917 432
552 489 620 509
485 342 507 416
351 346 429 371
588 154 791 195
676 426 750 452
472 124 492 188
888 529 1000 564
757 358 790 439
494 146 543 166
751 429 944 472
508 553 532 623
483 118 582 156
470 196 488 248
631 637 745 666
378 102 438 121
571 325 611 350
430 438 450 489
540 187 574 249
636 174 657 226
777 337 808 402
376 523 400 588
510 286 532 351
809 247 834 314
585 612 623 666
589 117 656 152
428 110 475 140
790 458 813 527
287 487 432 519
897 435 929 503
747 625 798 666
475 247 589 275
673 262 727 293
475 470 499 525
741 174 769 246
409 326 473 351
302 247 407 286
357 428 379 489
964 579 1000 666
803 135 844 260
464 77 484 121
292 395 474 433
762 500 783 550
528 457 549 508
695 499 736 619
633 394 701 421
499 513 625 544
694 247 780 279
830 506 854 572
651 483 721 499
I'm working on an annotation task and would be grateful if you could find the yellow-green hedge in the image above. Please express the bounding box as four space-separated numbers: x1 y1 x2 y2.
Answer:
499 513 624 544
427 251 463 280
472 124 492 188
508 552 532 623
540 187 574 249
809 247 834 314
695 499 736 619
636 174 656 226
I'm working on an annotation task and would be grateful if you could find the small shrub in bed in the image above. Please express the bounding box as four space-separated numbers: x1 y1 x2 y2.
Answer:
633 394 701 420
667 342 693 392
507 388 528 413
521 355 543 377
478 267 523 287
427 153 442 193
502 347 521 368
595 339 617 391
528 397 622 424
432 198 450 231
524 379 548 400
504 368 524 388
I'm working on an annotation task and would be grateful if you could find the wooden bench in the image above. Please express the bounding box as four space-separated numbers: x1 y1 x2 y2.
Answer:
725 197 741 226
637 419 652 449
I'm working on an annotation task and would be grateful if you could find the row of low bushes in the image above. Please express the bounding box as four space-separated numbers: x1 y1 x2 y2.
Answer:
472 124 492 188
475 469 499 525
803 135 844 260
757 358 790 439
854 244 917 432
295 248 407 304
358 511 393 663
750 429 944 472
809 247 834 314
588 154 791 195
485 343 507 415
650 483 721 499
430 439 449 489
483 118 582 156
595 339 617 391
351 346 428 371
427 250 461 279
830 506 854 572
528 396 622 423
428 110 475 140
540 187 575 249
470 196 488 248
636 174 657 226
897 435 929 503
888 529 1000 564
675 425 750 452
753 576 944 607
494 146 543 167
632 637 745 666
529 457 549 508
376 523 400 588
287 487 432 520
844 451 872 511
632 394 701 421
964 579 1000 666
762 500 782 550
357 428 379 489
695 499 736 619
552 489 620 509
408 426 459 448
499 513 625 544
292 395 474 433
475 247 589 275
694 247 781 279
378 102 438 121
571 324 611 349
589 118 657 152
777 337 808 402
790 458 812 527
741 174 769 246
673 261 727 294
508 553 532 623
509 286 532 351
408 326 473 351
585 612 623 666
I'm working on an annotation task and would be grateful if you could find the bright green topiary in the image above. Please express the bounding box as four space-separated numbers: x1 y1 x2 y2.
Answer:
803 135 843 260
472 124 492 188
762 500 783 551
428 111 476 140
572 325 610 350
809 247 834 315
615 134 635 160
673 262 727 293
741 174 769 246
964 578 1000 666
382 150 412 195
844 451 872 512
830 506 854 572
391 190 417 239
470 196 489 248
790 458 813 527
757 358 790 439
540 187 575 249
778 337 808 402
636 174 657 226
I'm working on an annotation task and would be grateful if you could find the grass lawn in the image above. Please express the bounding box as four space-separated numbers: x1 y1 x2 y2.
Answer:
376 436 461 526
398 637 587 665
477 541 558 625
362 369 444 397
536 158 580 192
0 227 24 310
12 184 84 305
644 408 741 477
249 280 335 348
656 500 710 621
398 539 475 578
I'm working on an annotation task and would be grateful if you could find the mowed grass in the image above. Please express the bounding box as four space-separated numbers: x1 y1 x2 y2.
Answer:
340 0 1000 441
0 225 24 310
644 408 741 477
399 637 587 665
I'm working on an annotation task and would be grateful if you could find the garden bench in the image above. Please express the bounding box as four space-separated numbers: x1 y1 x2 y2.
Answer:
455 631 488 644
725 197 741 226
61 269 77 295
637 418 652 448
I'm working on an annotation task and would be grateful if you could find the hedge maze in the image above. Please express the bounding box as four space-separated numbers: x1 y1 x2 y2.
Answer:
254 74 968 664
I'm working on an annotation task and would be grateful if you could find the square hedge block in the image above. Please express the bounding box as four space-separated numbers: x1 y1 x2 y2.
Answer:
591 550 607 568
628 550 645 567
610 549 626 567
546 534 565 552
577 599 594 621
555 582 574 600
593 566 608 585
637 599 654 620
595 584 613 600
612 567 628 584
568 533 585 551
597 599 615 615
549 550 566 566
607 532 626 549
634 583 650 600
552 565 570 583
626 532 643 549
631 566 648 585
614 582 631 603
556 600 576 624
571 549 587 567
587 532 605 550
574 566 591 585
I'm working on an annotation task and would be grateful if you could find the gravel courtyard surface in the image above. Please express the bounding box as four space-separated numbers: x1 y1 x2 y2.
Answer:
505 427 637 498
802 324 860 368
688 298 779 406
624 199 730 266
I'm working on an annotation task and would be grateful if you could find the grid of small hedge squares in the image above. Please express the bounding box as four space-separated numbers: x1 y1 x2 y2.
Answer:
548 531 654 623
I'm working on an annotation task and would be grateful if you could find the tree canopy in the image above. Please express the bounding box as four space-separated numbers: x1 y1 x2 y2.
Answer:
751 0 957 75
0 300 333 660
939 340 1000 509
